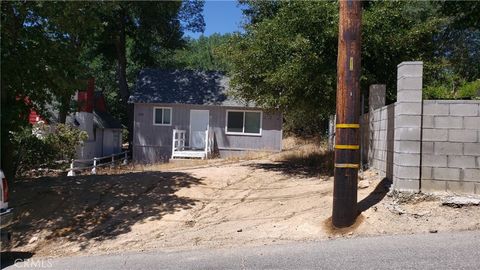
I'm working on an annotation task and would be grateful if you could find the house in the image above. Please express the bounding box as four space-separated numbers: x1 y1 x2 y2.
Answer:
128 69 283 163
28 79 123 160
72 79 123 159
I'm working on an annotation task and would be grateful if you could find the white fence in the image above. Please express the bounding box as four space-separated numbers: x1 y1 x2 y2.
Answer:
67 151 129 176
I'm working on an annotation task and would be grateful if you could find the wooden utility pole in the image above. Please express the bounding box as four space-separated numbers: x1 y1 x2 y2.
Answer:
332 0 362 228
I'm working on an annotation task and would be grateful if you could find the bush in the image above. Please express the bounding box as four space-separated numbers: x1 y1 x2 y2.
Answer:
458 80 480 99
424 80 480 100
12 123 88 176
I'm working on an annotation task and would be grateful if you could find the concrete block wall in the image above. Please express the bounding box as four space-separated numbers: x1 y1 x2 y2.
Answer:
364 103 395 179
421 100 480 194
393 62 423 192
363 61 480 195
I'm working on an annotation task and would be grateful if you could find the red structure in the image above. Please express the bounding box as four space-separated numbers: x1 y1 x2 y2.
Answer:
21 96 46 125
26 78 97 125
77 78 95 113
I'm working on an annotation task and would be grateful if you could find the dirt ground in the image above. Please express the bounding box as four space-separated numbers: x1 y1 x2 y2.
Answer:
3 140 480 258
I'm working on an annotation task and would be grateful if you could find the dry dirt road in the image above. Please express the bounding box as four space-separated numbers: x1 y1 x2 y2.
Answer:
3 146 480 258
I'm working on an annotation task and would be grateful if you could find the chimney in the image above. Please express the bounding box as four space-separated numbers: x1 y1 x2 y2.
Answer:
78 78 95 113
75 78 95 147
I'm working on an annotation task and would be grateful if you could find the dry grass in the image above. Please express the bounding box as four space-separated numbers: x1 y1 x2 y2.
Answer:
99 159 218 174
281 136 324 151
245 136 334 178
85 136 332 176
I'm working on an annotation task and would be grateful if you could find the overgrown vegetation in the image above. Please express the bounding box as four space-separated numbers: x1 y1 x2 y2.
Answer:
12 123 88 177
424 79 480 100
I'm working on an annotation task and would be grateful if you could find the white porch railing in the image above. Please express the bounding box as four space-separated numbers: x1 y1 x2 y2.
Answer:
171 128 214 160
206 128 214 158
172 129 187 155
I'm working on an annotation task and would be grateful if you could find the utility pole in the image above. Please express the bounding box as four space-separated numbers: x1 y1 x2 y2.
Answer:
332 0 362 228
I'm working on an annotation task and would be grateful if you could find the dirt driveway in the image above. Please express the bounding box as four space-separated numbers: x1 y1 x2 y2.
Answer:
3 146 480 258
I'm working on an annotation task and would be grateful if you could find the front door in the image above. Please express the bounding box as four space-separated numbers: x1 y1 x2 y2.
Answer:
189 110 209 149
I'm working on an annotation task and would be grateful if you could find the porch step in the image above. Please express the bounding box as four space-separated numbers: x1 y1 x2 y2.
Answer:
171 150 206 159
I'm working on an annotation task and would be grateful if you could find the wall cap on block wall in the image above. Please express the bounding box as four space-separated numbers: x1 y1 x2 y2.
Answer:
397 61 424 68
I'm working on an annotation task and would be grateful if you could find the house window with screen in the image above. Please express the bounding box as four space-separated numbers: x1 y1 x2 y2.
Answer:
226 111 262 135
153 107 172 125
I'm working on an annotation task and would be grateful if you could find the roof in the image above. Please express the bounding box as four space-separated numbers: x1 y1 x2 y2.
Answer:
129 69 254 107
93 110 123 129
66 110 122 130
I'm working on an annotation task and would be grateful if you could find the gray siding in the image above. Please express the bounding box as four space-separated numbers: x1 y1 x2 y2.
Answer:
133 103 282 163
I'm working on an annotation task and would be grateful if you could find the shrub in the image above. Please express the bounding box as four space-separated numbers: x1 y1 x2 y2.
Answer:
424 80 480 100
458 80 480 99
12 123 88 176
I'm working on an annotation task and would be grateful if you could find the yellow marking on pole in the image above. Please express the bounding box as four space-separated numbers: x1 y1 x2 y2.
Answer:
336 123 360 129
335 163 360 169
335 144 360 150
349 57 354 71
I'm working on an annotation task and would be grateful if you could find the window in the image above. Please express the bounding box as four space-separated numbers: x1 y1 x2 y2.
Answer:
226 110 262 135
153 107 172 126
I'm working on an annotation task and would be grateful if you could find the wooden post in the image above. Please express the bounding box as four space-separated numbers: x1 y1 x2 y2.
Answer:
123 151 128 165
328 115 336 151
332 0 362 228
172 129 177 160
204 129 209 159
67 159 75 177
91 157 97 175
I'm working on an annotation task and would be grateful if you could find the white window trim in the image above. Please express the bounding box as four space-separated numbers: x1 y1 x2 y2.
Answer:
225 110 263 136
153 107 172 126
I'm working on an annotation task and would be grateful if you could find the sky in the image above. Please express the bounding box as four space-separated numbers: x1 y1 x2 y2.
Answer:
185 0 245 39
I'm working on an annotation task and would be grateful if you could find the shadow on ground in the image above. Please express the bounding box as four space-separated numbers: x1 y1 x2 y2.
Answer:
248 151 334 178
358 178 392 212
0 251 34 268
5 171 203 251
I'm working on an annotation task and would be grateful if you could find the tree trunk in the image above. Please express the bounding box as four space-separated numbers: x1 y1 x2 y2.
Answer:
114 8 134 152
58 93 70 124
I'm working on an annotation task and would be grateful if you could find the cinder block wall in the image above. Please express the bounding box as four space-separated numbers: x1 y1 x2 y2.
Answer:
363 61 480 195
364 104 395 179
421 100 480 194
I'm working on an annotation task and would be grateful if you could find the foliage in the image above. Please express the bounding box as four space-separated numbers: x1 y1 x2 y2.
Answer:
424 79 480 100
174 34 233 71
1 1 92 177
78 1 205 146
221 1 338 135
362 1 446 101
459 80 480 99
1 1 205 178
224 0 479 135
238 0 281 24
12 123 88 176
440 0 480 29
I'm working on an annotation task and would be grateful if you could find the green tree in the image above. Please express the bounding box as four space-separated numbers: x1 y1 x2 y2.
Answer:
174 33 233 71
1 1 91 177
81 1 205 147
1 1 205 178
221 1 339 134
224 0 479 135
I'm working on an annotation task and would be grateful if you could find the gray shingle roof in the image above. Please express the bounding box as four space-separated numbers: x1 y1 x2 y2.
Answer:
93 110 123 129
129 69 253 107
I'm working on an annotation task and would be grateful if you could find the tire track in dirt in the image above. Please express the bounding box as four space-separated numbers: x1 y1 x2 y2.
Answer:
175 162 331 244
